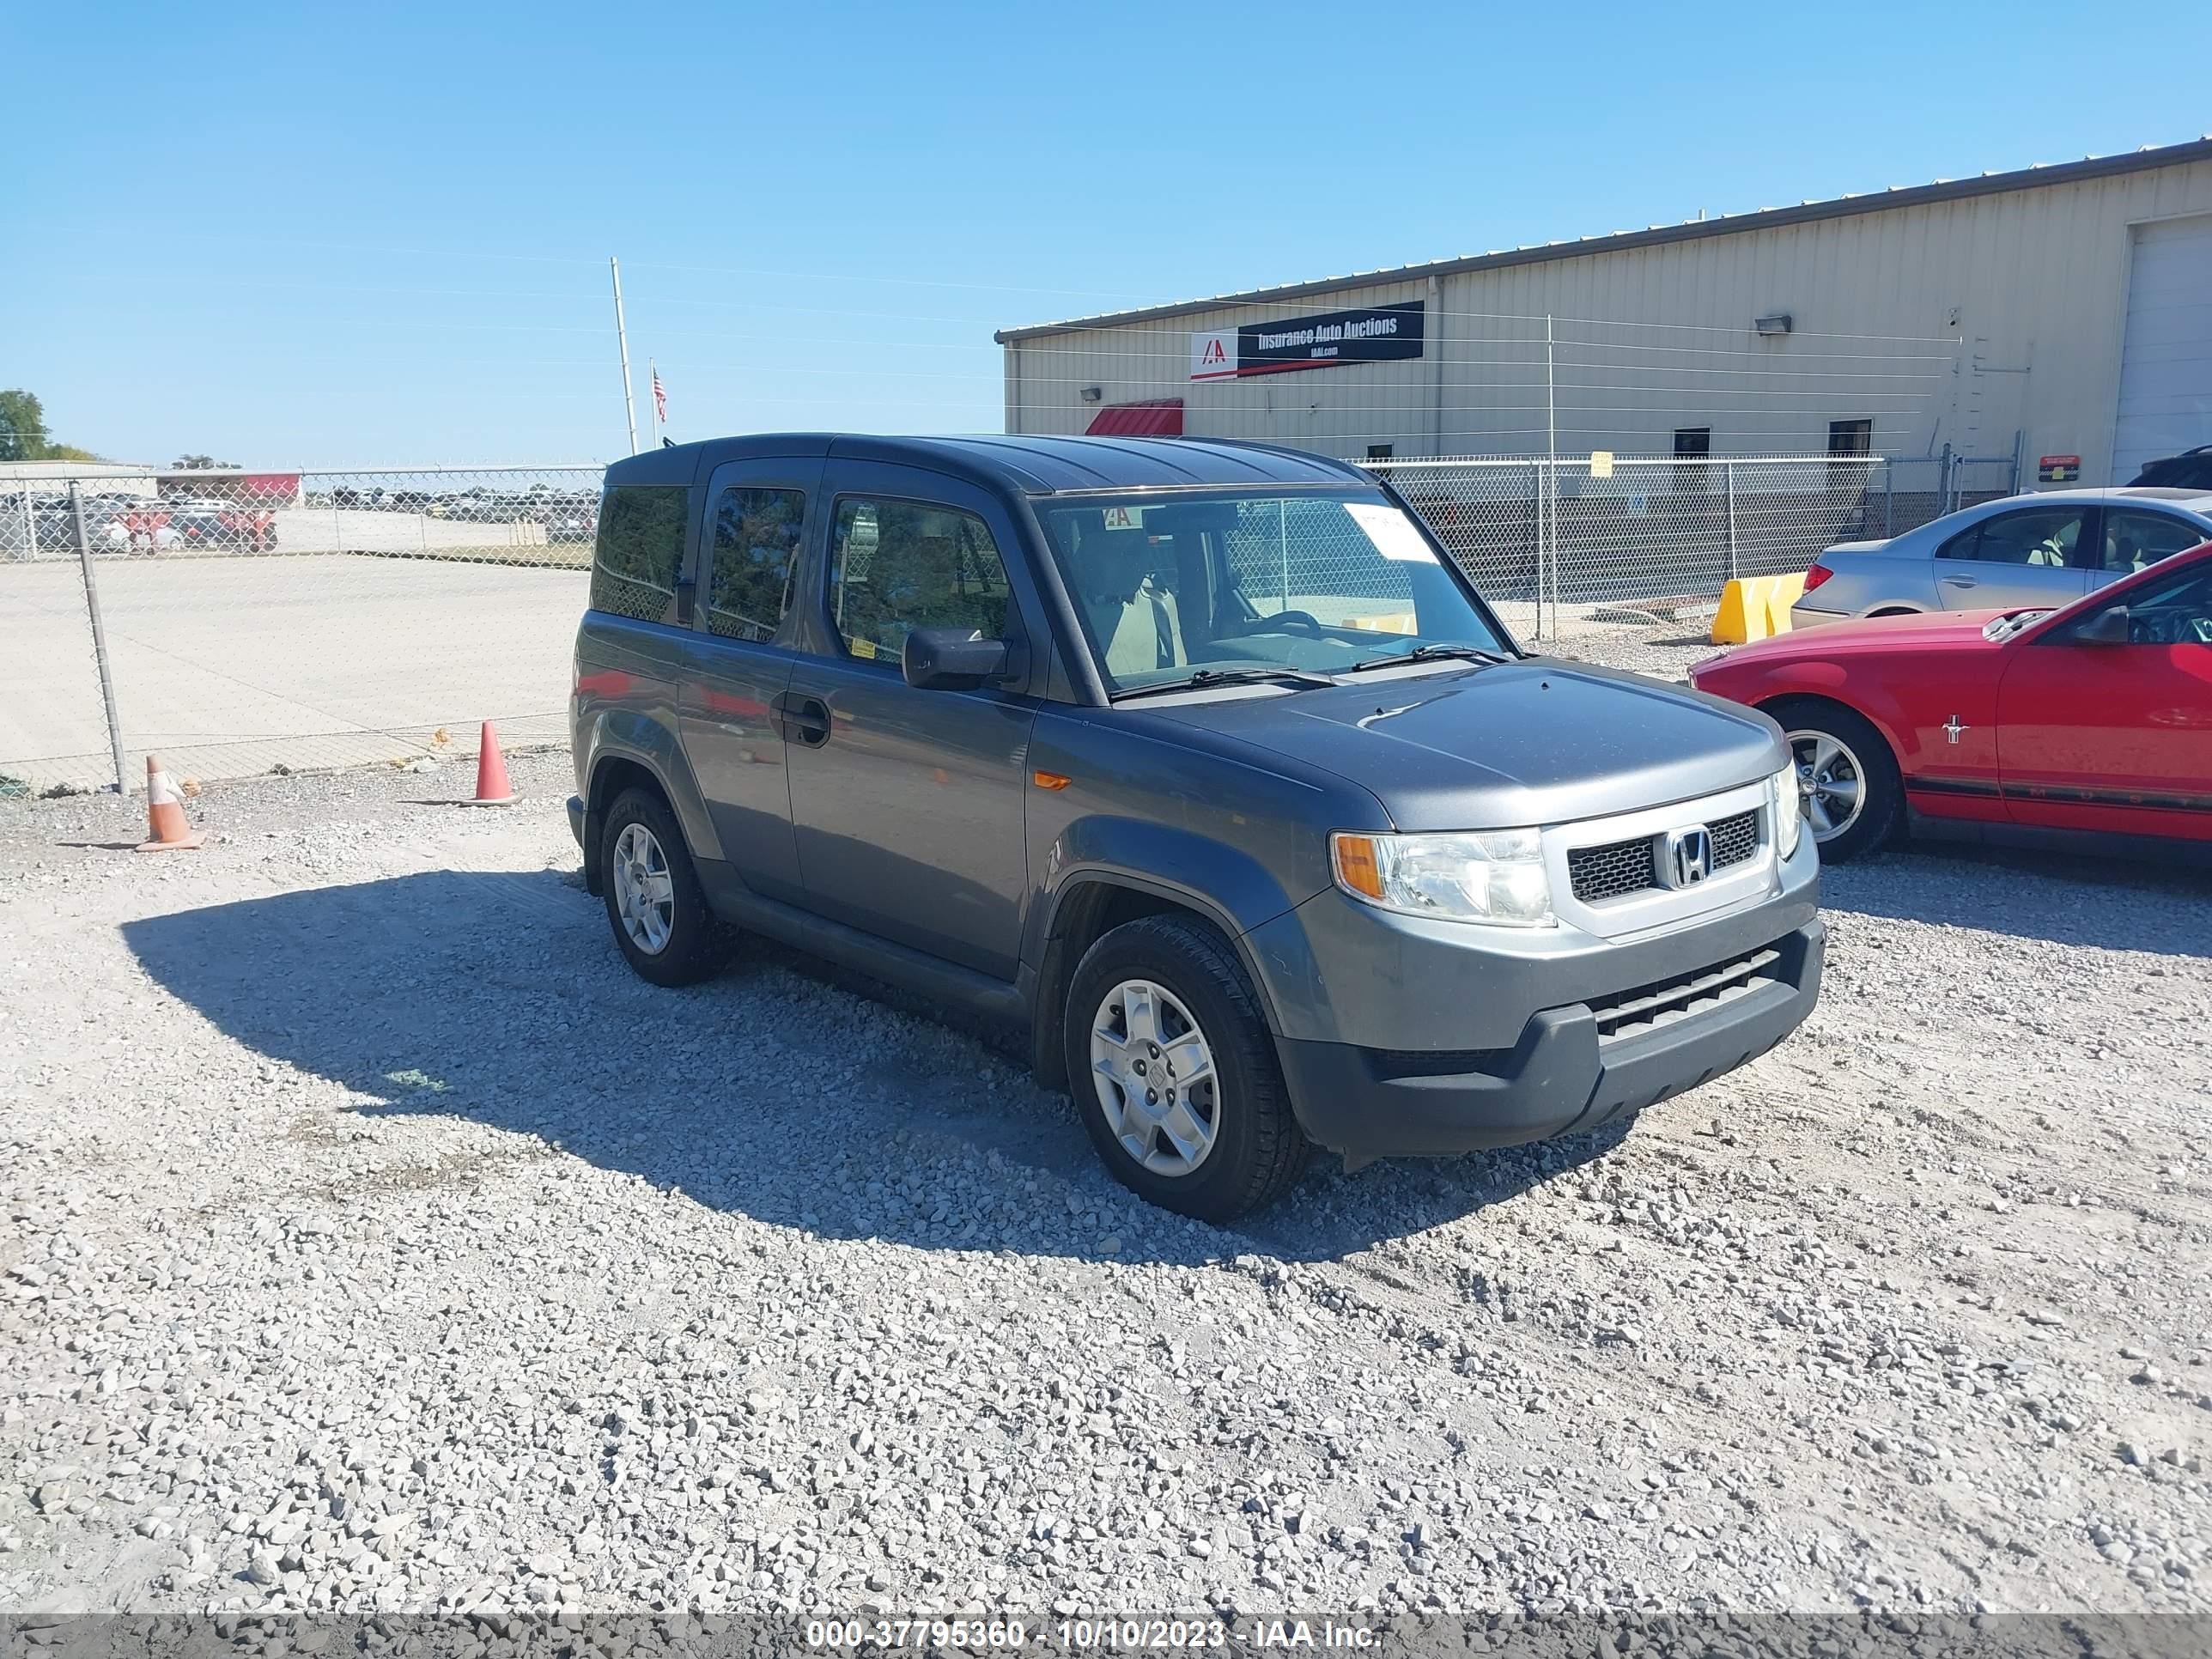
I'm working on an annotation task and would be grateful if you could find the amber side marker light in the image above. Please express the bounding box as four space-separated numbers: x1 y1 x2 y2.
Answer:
1331 833 1385 901
1032 769 1073 791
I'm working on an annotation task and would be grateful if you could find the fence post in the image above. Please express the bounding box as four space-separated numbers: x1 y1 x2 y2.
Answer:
1882 460 1894 538
1940 442 1954 515
1724 462 1739 581
70 483 131 796
17 489 32 562
1547 458 1561 642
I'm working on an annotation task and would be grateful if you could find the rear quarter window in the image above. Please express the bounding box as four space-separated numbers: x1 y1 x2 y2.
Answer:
591 485 690 623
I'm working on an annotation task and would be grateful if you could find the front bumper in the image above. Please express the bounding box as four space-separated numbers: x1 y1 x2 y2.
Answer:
1278 920 1824 1161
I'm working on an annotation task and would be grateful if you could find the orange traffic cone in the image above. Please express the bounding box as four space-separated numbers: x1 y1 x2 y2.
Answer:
459 720 516 806
137 756 206 852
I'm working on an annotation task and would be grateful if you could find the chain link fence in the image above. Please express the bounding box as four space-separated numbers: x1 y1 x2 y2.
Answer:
2 448 2026 798
1366 450 2019 640
2 468 597 798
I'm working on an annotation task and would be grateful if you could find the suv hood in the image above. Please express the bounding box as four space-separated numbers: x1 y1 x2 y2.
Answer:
1144 659 1784 831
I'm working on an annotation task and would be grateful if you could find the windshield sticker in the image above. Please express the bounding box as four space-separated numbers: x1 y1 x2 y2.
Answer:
1345 502 1437 564
1099 505 1146 531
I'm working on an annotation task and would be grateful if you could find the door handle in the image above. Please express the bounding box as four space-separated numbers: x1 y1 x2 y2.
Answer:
772 691 831 747
1940 575 1977 587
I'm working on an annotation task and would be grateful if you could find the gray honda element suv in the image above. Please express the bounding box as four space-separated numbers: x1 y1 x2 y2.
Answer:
568 434 1822 1219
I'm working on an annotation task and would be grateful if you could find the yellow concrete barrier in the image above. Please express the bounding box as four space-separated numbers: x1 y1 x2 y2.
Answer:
1710 572 1810 644
1762 571 1806 635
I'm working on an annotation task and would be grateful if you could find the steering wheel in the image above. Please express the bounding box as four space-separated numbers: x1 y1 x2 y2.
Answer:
2130 610 2212 646
1244 610 1329 636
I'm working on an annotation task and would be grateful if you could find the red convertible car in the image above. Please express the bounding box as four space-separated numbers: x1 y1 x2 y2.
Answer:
1688 539 2212 862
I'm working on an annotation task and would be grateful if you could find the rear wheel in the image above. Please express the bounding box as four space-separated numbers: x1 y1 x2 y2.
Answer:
1767 698 1901 863
1064 915 1306 1221
599 787 727 986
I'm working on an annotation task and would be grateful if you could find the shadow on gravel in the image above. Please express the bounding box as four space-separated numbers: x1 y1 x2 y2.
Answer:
1821 848 2212 957
121 872 1618 1264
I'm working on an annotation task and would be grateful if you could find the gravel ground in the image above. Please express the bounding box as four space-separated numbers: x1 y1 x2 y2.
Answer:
1536 623 1721 684
3 748 2209 1626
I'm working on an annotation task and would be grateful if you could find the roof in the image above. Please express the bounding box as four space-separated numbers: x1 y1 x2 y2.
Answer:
2027 486 2212 506
995 137 2212 343
607 433 1369 495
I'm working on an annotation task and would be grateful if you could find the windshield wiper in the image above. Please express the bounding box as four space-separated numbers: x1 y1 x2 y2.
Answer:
1344 641 1514 673
1110 665 1340 702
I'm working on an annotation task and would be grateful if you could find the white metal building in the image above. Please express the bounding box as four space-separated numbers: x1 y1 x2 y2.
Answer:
997 138 2212 486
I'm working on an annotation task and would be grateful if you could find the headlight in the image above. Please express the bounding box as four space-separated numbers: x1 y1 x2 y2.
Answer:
1769 764 1803 860
1330 829 1554 927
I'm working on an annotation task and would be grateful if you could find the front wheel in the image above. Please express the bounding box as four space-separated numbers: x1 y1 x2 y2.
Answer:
599 787 728 986
1767 698 1902 863
1064 915 1306 1221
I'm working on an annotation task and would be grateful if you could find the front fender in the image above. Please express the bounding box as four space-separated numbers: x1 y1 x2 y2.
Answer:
1707 658 1912 766
1041 816 1310 943
1024 816 1325 1066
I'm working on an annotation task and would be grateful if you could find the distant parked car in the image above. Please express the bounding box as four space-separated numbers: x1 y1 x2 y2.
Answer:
1791 488 2212 629
158 498 277 552
2129 446 2212 490
428 488 526 523
541 495 598 543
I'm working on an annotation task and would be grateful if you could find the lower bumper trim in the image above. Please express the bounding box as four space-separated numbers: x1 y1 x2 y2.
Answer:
1279 921 1825 1159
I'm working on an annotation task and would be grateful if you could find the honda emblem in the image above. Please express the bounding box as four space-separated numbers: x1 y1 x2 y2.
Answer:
1664 825 1713 888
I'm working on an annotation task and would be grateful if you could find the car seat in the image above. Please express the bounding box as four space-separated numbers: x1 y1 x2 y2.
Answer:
1072 522 1185 676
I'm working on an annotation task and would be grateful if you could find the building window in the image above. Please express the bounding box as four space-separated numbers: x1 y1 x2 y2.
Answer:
1827 419 1873 456
1674 427 1711 490
1827 418 1875 489
1365 443 1394 460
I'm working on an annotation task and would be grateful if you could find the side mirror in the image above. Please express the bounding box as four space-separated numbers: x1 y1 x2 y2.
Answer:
903 625 1014 690
2072 605 2130 646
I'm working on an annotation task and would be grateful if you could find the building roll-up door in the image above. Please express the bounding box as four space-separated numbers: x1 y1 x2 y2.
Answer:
2112 214 2212 483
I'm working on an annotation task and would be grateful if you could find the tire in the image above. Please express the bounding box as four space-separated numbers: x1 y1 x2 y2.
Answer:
1766 697 1902 863
599 787 728 987
1063 914 1306 1221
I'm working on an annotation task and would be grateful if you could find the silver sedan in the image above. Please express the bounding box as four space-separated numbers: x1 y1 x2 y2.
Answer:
1790 486 2212 627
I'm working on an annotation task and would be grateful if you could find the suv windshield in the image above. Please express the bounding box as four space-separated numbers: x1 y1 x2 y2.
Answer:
1036 489 1515 694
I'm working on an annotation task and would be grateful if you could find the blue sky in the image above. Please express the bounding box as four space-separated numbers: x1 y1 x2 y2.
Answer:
3 0 2208 465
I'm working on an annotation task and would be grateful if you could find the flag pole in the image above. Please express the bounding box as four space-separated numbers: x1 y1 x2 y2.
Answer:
611 256 639 457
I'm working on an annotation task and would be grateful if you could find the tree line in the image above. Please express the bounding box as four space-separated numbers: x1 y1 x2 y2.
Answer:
0 388 98 464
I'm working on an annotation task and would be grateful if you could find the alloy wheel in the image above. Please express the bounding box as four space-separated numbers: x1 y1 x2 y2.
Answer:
1789 729 1865 842
1088 979 1220 1177
611 822 676 955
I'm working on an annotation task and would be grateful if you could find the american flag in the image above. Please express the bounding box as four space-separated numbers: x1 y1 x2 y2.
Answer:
651 367 667 424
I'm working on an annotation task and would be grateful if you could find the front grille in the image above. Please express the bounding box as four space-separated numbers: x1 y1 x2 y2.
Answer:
1567 836 1657 904
1590 946 1783 1043
1710 809 1759 870
1566 807 1764 904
